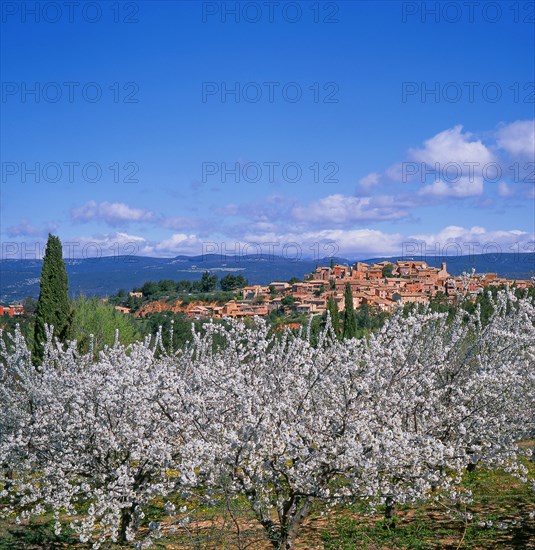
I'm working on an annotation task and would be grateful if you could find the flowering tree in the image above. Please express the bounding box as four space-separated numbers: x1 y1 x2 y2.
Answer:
160 289 534 548
0 328 197 547
353 290 534 518
1 289 533 549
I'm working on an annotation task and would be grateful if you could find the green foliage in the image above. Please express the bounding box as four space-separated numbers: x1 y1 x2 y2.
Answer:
219 274 248 291
69 296 141 355
141 312 232 354
281 295 296 308
21 297 37 315
321 459 535 549
0 312 35 352
342 283 356 340
326 295 341 339
382 263 394 278
353 303 388 338
288 277 301 285
142 311 196 351
33 234 71 363
0 516 80 548
110 272 234 305
199 271 218 292
158 279 178 293
314 284 326 297
141 281 160 296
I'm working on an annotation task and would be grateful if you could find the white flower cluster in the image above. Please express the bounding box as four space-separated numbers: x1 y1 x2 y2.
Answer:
0 289 533 549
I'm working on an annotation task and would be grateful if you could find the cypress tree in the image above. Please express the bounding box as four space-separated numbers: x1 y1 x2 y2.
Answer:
326 295 341 339
342 282 356 340
33 234 71 363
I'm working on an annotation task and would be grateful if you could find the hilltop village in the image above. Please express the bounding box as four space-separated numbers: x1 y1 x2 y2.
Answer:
124 259 534 320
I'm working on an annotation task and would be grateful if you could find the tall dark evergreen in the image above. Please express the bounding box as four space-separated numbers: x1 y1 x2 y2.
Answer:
326 295 341 339
33 234 71 362
342 282 357 340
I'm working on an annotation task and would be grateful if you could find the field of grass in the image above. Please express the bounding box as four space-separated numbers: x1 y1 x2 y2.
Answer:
1 447 533 549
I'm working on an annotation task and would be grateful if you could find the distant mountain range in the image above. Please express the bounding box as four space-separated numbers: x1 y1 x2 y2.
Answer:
1 253 533 303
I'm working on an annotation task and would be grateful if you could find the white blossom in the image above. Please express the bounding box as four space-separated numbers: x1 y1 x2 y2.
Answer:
0 289 533 548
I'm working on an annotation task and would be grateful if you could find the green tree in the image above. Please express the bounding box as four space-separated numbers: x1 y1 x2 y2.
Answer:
199 271 218 292
22 296 37 315
314 284 326 297
281 295 296 310
326 295 341 339
220 274 248 291
141 281 159 297
355 303 372 335
382 263 394 278
342 282 356 340
127 294 142 311
176 280 193 293
1 310 35 351
158 279 177 293
33 234 71 363
69 296 141 356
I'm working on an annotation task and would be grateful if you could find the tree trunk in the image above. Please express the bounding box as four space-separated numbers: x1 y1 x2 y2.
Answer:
276 499 312 550
118 504 135 544
384 497 396 528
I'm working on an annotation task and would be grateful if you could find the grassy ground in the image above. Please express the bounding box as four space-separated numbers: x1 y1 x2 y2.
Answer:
1 450 533 549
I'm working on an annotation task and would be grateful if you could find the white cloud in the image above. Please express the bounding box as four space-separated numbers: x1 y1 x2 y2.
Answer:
71 201 156 226
357 172 381 192
292 194 408 225
24 225 532 260
408 225 533 255
236 224 534 259
5 220 58 238
419 176 484 198
152 233 204 255
408 125 494 197
496 120 535 158
409 125 494 167
59 232 149 259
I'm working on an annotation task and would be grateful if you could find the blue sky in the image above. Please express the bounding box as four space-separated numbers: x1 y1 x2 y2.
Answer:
1 0 534 260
